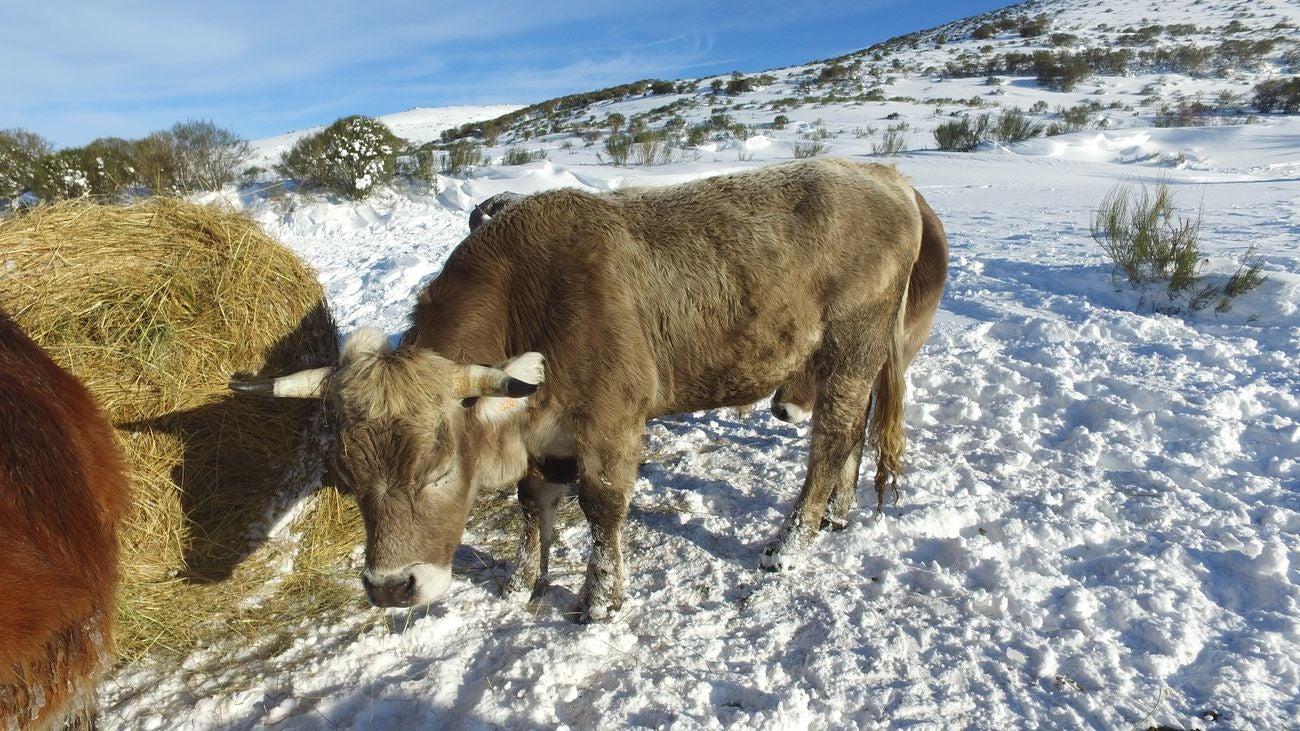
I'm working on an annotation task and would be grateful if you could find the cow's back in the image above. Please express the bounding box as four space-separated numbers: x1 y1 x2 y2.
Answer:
0 311 127 730
576 159 921 413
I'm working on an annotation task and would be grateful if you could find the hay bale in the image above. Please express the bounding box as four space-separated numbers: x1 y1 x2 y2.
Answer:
0 198 359 668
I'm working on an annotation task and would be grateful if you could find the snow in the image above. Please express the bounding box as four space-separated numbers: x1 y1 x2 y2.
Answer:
99 1 1300 729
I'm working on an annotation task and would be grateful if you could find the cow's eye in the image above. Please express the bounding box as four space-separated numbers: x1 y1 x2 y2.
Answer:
424 468 452 492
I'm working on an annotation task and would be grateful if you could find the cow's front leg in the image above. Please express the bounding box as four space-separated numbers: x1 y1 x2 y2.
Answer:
506 475 566 598
573 430 640 623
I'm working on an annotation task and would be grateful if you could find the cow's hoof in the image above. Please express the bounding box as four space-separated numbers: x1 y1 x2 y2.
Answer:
819 516 849 532
572 592 622 624
759 539 805 572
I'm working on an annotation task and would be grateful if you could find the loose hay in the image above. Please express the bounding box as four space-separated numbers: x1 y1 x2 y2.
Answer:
0 198 362 673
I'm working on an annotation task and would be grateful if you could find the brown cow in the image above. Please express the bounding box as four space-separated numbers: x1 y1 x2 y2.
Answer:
465 186 950 525
1 310 127 729
233 158 930 622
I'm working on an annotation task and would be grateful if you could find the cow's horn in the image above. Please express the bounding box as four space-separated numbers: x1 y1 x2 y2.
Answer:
229 366 333 399
454 364 540 400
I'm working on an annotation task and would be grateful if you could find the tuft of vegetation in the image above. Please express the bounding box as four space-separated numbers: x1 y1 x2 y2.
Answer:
277 116 404 199
602 133 633 166
0 128 52 202
1253 77 1300 113
933 116 989 152
439 139 486 175
631 130 675 166
501 147 548 166
793 140 828 158
872 123 910 156
1091 179 1203 297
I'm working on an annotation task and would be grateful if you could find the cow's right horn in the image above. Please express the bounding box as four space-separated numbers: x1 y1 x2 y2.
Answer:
229 366 332 399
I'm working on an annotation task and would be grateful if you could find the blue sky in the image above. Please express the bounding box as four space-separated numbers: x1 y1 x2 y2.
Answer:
3 1 1014 148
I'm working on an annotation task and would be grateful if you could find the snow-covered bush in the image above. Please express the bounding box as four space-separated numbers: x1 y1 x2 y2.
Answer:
0 128 50 202
32 139 136 200
277 116 404 199
33 148 93 199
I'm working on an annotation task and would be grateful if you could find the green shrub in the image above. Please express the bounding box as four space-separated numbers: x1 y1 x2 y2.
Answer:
1253 77 1300 113
33 148 92 199
0 128 50 200
631 130 673 166
34 138 139 199
872 123 909 156
277 116 404 198
501 147 547 165
772 114 790 130
933 115 989 151
440 139 485 175
793 140 827 158
994 108 1045 142
1091 179 1202 296
603 133 632 165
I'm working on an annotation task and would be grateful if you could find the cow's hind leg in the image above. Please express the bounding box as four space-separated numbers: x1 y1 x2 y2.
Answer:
822 431 866 531
761 336 884 571
506 473 568 599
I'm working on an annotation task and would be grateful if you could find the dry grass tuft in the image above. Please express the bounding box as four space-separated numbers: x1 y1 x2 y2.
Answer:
0 198 361 674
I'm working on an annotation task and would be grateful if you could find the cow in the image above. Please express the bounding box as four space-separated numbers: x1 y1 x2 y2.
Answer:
231 158 936 622
1 310 128 730
463 186 950 527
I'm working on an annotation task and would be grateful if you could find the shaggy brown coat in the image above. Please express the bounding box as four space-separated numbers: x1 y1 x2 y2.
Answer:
0 310 127 729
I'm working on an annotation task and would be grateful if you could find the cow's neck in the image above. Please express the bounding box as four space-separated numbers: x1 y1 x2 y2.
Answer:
409 260 513 366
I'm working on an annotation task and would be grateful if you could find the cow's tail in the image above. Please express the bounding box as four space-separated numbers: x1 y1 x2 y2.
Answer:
868 272 910 512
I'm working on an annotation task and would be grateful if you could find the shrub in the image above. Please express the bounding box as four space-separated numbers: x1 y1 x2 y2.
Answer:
1020 14 1050 38
1253 77 1300 113
933 115 990 151
726 72 755 95
631 130 674 166
772 114 790 130
994 107 1045 142
170 120 250 191
606 112 626 134
872 123 909 156
972 23 998 40
501 147 547 166
33 149 92 200
33 139 138 200
603 133 632 165
277 116 404 198
440 139 485 174
1091 179 1202 296
0 128 51 201
793 140 827 158
1058 104 1096 131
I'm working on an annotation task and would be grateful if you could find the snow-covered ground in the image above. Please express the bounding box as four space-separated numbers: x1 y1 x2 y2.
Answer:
96 0 1300 726
101 115 1300 731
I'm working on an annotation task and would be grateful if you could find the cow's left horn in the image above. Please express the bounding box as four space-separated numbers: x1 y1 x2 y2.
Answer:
454 363 540 400
229 366 333 399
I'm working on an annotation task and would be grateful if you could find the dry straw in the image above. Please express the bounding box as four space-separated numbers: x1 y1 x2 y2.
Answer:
0 198 363 677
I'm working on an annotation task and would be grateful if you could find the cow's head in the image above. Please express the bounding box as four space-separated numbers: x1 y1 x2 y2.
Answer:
230 328 542 607
468 191 526 232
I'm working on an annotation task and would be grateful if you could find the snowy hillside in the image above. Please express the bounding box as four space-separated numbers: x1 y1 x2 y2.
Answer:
101 0 1299 729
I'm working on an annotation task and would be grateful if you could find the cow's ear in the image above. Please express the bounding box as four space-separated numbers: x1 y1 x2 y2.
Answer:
453 353 544 400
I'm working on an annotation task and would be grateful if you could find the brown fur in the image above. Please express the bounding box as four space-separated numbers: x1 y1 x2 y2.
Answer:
773 187 949 516
250 159 927 619
0 311 127 730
